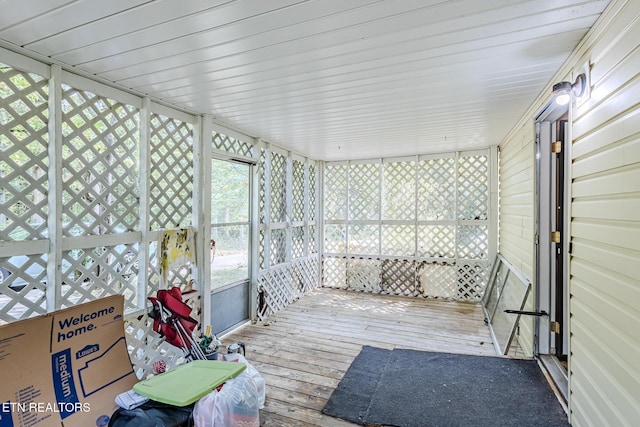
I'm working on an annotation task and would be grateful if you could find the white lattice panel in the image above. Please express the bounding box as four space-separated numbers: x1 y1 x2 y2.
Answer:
212 132 253 158
291 256 319 295
0 63 49 241
257 257 319 321
270 228 286 265
322 256 347 289
149 113 193 230
348 224 379 255
418 225 455 258
381 259 417 296
125 291 201 378
347 258 381 292
418 261 457 298
291 226 304 259
349 163 380 220
324 149 492 301
309 225 318 254
456 261 490 301
324 224 346 254
324 164 348 220
60 244 139 311
457 155 489 220
382 224 415 257
61 86 139 236
308 163 317 222
125 314 186 379
292 159 305 222
258 149 267 224
383 161 416 220
257 267 291 320
457 225 489 259
270 151 287 223
0 254 48 323
417 156 456 221
258 229 266 270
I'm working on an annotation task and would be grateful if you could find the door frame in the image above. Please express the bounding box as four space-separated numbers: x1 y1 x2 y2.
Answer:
208 157 255 336
534 101 571 357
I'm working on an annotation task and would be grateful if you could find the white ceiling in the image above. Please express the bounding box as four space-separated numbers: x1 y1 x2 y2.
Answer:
0 0 610 161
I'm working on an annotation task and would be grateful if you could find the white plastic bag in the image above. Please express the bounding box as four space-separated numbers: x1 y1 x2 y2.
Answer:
219 353 266 409
193 371 260 427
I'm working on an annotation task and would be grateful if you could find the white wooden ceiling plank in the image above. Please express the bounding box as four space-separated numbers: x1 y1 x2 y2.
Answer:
111 0 604 88
228 102 519 130
177 42 568 110
20 0 231 54
246 115 491 138
82 0 388 74
103 0 558 86
226 99 533 133
159 29 585 106
215 83 545 123
139 16 590 99
49 0 311 63
0 0 150 46
0 0 74 31
190 20 590 95
165 47 563 111
214 64 557 116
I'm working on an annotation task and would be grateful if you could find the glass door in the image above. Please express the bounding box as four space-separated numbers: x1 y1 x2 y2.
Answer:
209 158 251 335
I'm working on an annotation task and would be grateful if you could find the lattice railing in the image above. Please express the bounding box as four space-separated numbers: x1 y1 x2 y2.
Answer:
257 256 319 320
347 258 381 292
125 291 201 379
382 259 417 296
322 256 347 289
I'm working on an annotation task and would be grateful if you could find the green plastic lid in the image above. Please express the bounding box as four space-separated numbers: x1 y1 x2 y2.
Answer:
133 360 246 406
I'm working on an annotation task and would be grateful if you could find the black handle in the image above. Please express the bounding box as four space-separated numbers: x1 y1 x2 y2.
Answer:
504 310 548 316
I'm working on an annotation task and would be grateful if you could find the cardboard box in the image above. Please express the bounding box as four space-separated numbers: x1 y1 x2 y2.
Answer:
0 295 137 427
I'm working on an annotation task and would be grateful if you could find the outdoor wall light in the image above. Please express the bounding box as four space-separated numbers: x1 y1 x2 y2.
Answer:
552 73 587 106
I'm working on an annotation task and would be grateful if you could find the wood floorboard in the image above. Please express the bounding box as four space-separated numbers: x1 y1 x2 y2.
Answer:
220 287 496 426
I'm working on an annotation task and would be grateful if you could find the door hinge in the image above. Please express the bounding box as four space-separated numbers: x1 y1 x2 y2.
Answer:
551 321 561 334
551 231 561 243
552 141 562 153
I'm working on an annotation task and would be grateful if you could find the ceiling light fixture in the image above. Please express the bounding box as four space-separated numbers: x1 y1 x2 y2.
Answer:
552 73 586 106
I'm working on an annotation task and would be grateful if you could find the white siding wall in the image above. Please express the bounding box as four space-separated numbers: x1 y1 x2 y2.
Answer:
498 123 536 356
499 0 640 424
569 0 640 424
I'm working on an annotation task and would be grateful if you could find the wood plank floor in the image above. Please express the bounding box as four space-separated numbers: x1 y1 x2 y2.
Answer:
220 287 497 427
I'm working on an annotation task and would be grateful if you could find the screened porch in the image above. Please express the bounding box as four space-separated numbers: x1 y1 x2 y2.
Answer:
4 1 633 426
